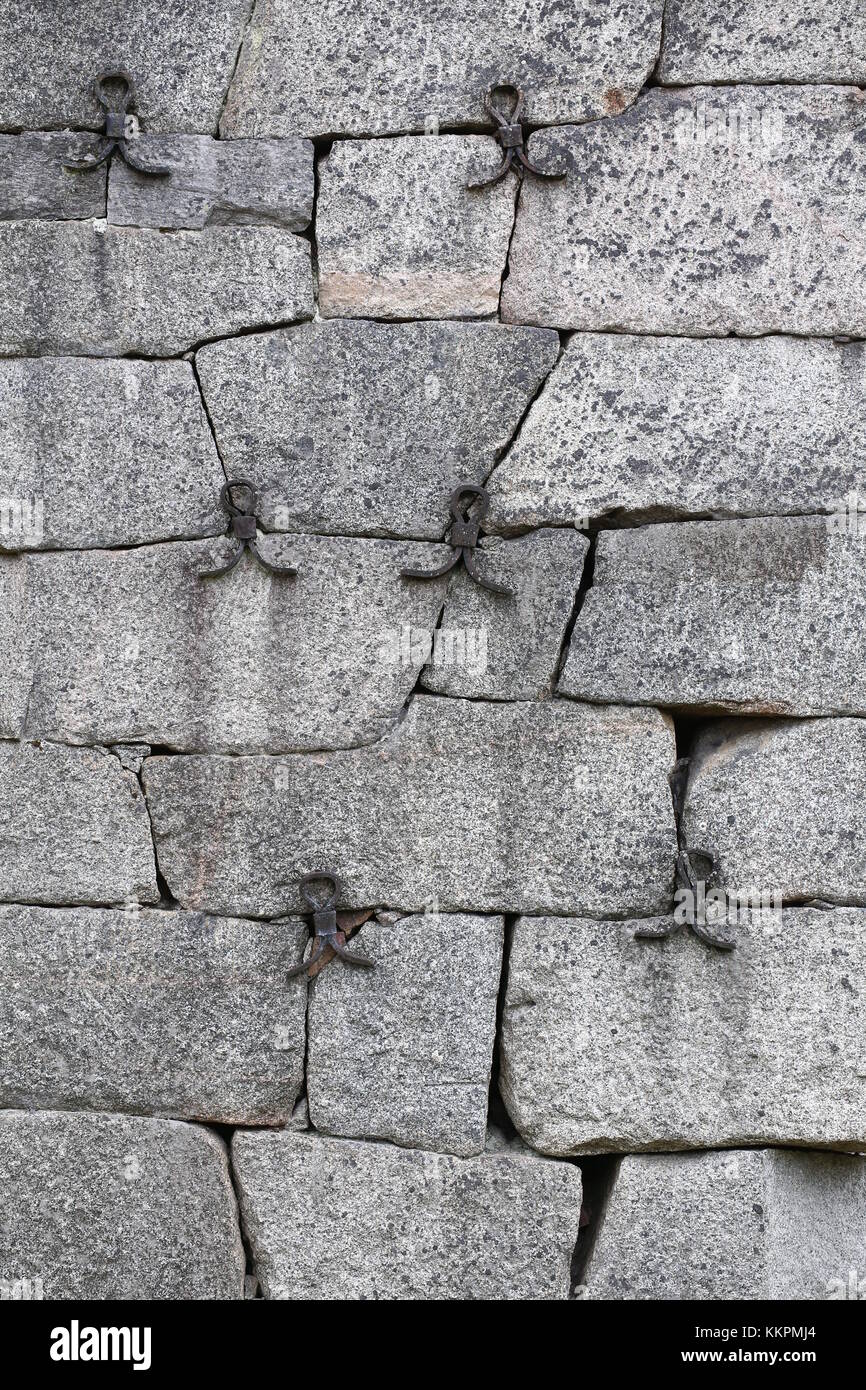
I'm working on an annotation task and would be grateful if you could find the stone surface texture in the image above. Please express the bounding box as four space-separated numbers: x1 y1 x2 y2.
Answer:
307 913 504 1156
0 134 107 219
0 1109 245 1299
502 909 866 1156
220 0 664 136
583 1149 866 1300
143 697 677 918
0 905 308 1123
502 86 866 336
196 319 559 538
232 1129 582 1299
659 1 866 84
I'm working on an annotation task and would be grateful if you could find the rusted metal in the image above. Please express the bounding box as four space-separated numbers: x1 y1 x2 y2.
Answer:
198 478 296 581
400 483 514 596
287 872 376 979
64 71 171 177
467 84 565 189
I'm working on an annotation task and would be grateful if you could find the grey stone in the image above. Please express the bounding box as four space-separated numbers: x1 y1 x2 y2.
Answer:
0 741 157 906
0 358 223 550
0 221 313 356
108 136 314 231
0 1110 245 1299
421 528 588 700
142 697 677 917
502 86 866 336
501 908 866 1157
221 0 663 137
307 913 504 1157
682 718 866 906
486 334 866 532
0 904 307 1123
195 319 559 539
560 517 866 716
232 1129 582 1300
0 134 106 219
583 1149 866 1300
14 535 450 753
659 0 866 85
317 137 516 320
0 1 252 133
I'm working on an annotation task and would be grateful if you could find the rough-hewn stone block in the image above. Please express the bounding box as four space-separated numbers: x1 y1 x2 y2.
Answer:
0 741 157 906
307 913 504 1157
143 698 677 917
501 908 866 1156
659 0 866 85
13 536 450 752
196 319 559 538
108 136 313 230
421 528 588 700
0 1 252 133
0 221 313 356
0 134 106 219
0 905 307 1123
317 137 515 320
486 334 866 532
560 517 866 715
0 359 223 550
220 0 664 137
683 718 866 905
232 1130 582 1299
502 86 866 336
583 1149 866 1300
0 1110 245 1299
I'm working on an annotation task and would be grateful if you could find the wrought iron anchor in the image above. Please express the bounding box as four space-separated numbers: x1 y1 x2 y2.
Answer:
64 71 171 177
636 847 736 952
467 84 565 189
400 484 514 596
287 872 376 978
198 478 297 581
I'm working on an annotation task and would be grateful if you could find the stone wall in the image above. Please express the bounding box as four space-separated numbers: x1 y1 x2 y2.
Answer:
1 0 864 1302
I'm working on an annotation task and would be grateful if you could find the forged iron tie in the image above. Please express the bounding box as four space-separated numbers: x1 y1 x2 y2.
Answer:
400 484 514 596
198 478 297 581
287 872 376 979
466 83 565 189
635 848 736 952
64 70 171 177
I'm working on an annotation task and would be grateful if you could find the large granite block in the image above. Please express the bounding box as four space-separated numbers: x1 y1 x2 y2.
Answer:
659 1 866 85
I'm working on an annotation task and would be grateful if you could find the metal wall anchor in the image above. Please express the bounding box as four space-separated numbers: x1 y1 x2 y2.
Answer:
636 848 736 952
198 478 296 581
64 71 171 177
287 872 376 978
400 484 514 596
467 84 565 189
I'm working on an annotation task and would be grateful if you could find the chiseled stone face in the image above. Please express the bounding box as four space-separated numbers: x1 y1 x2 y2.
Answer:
0 222 313 356
0 741 157 907
486 334 866 533
196 319 559 539
10 535 451 753
0 134 107 219
560 516 866 716
0 905 308 1124
142 697 677 918
683 717 866 905
582 1149 866 1300
316 136 516 321
232 1129 582 1300
0 358 223 550
0 1110 245 1299
307 913 504 1157
107 136 314 231
502 85 866 336
0 0 252 133
220 0 664 137
659 0 866 85
501 909 866 1157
